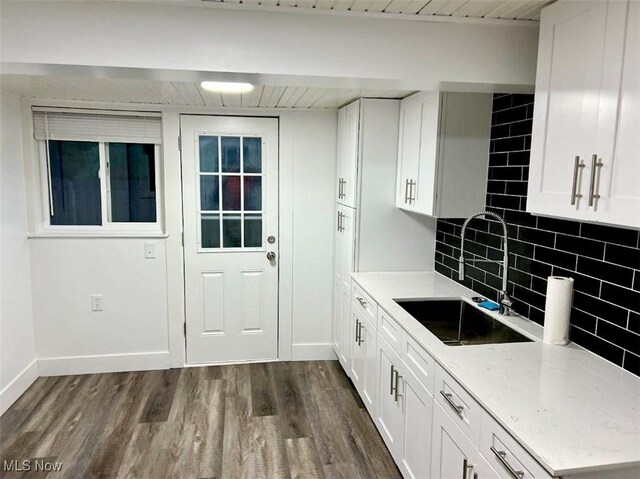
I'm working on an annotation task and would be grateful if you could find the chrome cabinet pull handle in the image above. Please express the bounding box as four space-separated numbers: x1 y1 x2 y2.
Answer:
588 154 603 207
490 446 525 479
462 458 474 479
571 155 585 205
355 319 360 343
358 323 364 345
409 179 416 204
394 371 402 402
390 365 396 396
356 297 367 307
440 390 464 418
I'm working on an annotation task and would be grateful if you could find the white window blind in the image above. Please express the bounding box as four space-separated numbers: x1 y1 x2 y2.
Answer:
32 108 162 144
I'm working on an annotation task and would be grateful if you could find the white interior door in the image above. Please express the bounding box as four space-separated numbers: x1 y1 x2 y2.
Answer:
181 115 279 364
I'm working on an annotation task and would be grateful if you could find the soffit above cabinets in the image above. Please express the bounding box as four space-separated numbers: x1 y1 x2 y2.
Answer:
202 0 556 21
0 75 413 109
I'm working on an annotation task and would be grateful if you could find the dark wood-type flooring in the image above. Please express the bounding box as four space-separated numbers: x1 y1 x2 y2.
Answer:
0 361 402 478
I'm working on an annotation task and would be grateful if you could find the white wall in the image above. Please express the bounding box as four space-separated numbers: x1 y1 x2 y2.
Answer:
0 1 538 91
18 99 338 373
30 239 171 375
0 92 37 414
289 110 337 357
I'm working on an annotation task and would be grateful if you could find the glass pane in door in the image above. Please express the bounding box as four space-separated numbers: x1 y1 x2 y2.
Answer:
244 177 262 211
244 214 262 247
243 137 262 173
201 214 220 248
222 213 242 248
221 137 241 173
200 176 219 211
199 136 219 172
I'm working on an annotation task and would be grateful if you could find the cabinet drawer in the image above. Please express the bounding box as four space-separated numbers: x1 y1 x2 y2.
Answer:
434 365 482 446
377 307 404 350
352 282 377 325
480 414 552 479
401 334 436 396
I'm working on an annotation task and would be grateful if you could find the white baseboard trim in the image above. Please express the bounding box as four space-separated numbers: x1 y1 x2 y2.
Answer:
37 351 171 377
0 359 38 416
290 342 337 361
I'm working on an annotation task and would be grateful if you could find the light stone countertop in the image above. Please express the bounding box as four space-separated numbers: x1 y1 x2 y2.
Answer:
351 271 640 477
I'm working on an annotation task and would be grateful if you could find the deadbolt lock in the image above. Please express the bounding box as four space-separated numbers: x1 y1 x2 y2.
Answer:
266 251 276 261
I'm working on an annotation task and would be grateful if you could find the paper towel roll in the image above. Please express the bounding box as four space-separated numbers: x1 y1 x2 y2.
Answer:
543 276 574 345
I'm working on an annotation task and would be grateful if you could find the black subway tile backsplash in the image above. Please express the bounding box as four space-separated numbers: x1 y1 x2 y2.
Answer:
435 93 640 375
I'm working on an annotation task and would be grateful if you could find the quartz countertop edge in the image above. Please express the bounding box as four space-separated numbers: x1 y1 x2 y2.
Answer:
350 270 640 477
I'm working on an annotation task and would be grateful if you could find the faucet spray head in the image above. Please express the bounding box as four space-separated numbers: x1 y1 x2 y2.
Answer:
458 256 465 281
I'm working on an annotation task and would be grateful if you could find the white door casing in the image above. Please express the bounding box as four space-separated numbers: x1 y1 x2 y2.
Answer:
181 115 279 364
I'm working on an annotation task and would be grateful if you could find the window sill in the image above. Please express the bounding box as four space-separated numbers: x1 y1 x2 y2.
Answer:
27 233 169 239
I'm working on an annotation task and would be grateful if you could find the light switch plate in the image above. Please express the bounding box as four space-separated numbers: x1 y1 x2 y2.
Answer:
144 242 156 259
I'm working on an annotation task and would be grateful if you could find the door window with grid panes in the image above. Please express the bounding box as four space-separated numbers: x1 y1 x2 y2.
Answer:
197 135 264 250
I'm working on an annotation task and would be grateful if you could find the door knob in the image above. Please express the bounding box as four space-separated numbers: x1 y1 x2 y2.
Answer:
266 251 276 261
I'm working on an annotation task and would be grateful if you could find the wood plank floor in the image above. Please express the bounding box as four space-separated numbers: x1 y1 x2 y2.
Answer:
0 361 402 479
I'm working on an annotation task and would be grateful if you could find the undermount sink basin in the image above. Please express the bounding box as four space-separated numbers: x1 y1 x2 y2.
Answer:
394 299 532 346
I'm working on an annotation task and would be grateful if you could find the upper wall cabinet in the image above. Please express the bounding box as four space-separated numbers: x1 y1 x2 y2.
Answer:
336 101 360 209
528 0 640 229
395 92 492 218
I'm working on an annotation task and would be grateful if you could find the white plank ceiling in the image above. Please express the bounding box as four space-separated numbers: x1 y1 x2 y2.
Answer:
205 0 556 21
0 75 412 109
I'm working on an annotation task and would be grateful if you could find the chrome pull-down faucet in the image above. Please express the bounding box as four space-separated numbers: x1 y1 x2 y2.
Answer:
458 211 513 316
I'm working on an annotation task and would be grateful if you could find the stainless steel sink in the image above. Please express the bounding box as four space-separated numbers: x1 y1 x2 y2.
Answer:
394 299 532 346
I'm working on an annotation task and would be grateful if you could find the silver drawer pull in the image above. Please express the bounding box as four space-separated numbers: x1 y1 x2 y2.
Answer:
390 365 396 396
440 390 464 418
356 296 367 307
394 371 403 402
588 154 603 207
354 319 360 343
491 446 525 479
570 155 585 205
462 458 474 479
357 322 364 346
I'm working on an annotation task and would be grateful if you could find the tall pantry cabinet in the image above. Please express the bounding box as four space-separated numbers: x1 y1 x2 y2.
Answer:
332 98 436 373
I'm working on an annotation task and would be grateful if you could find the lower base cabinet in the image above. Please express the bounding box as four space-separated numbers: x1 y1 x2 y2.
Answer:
350 305 377 413
431 401 499 479
376 334 434 479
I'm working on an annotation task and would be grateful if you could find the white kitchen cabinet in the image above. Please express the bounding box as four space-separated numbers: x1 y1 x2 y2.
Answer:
528 0 639 228
396 91 492 218
332 98 436 364
333 204 355 370
375 334 404 458
431 402 499 479
375 333 434 479
349 305 376 414
336 101 359 208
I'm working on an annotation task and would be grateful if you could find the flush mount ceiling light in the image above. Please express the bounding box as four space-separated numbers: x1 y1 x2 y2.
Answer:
200 81 254 94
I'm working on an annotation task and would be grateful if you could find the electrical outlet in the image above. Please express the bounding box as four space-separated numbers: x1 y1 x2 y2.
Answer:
91 294 104 312
144 242 156 259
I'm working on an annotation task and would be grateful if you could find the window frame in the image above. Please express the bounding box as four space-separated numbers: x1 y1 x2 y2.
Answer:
37 140 164 235
195 131 266 253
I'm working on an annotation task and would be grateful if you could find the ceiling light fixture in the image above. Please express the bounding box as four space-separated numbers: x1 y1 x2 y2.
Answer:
200 81 254 94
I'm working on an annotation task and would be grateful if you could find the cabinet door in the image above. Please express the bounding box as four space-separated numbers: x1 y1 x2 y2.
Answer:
339 286 352 371
336 107 347 203
431 402 496 479
529 0 614 220
399 369 433 479
350 306 366 392
375 334 404 458
332 279 341 362
396 95 422 210
360 317 377 414
596 0 640 228
334 204 355 290
339 101 360 208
